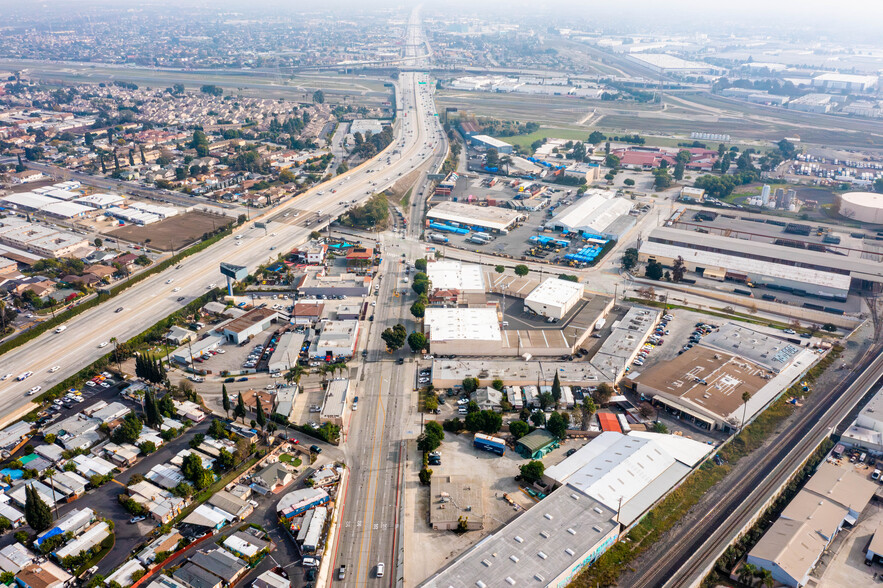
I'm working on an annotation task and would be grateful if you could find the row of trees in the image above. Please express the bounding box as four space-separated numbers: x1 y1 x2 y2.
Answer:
380 323 426 353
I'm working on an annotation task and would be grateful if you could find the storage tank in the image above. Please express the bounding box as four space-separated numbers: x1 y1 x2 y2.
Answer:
840 192 883 224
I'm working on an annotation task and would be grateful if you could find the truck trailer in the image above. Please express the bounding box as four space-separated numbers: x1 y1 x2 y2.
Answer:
473 433 506 456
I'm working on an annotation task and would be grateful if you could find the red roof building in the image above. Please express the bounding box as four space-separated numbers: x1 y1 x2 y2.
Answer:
597 412 623 433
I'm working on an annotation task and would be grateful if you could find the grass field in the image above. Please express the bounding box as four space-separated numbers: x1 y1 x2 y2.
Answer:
498 127 593 150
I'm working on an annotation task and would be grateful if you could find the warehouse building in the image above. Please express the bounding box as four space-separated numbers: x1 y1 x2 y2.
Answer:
841 387 883 453
426 201 524 233
747 461 877 587
267 331 306 373
544 431 711 528
626 324 818 431
221 308 280 344
429 476 484 531
469 134 513 154
811 72 878 92
626 53 715 74
426 260 485 295
642 226 881 294
74 193 126 209
320 379 349 427
0 224 88 258
419 483 619 588
523 278 584 319
311 320 360 359
639 238 851 300
546 190 635 240
424 307 502 355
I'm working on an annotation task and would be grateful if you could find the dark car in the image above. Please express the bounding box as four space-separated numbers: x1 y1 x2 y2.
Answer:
176 296 186 302
115 307 124 313
566 448 578 457
397 357 404 365
224 377 235 383
310 445 322 454
237 377 249 382
362 350 368 357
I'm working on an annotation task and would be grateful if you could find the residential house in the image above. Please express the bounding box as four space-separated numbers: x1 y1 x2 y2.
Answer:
14 562 71 588
137 531 183 565
253 462 294 493
189 548 248 584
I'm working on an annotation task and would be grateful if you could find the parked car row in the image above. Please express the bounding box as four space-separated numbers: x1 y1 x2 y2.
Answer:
679 321 718 355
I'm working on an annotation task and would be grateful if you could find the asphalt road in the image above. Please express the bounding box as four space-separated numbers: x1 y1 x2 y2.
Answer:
0 68 446 423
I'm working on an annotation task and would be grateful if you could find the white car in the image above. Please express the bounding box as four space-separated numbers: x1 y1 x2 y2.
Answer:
376 563 384 578
27 386 41 395
55 326 67 333
0 373 11 381
48 366 60 373
85 381 96 387
98 341 108 348
172 287 181 292
17 371 33 381
166 279 174 284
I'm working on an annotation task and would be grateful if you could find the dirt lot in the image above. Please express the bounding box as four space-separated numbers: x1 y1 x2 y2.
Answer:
108 210 232 250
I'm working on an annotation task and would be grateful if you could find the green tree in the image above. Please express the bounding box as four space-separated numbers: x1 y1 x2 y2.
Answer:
255 397 266 431
604 154 620 168
530 411 546 427
411 272 430 296
138 441 156 455
233 392 247 423
419 467 433 485
143 391 163 428
208 419 228 440
622 247 639 271
216 448 235 471
514 264 529 277
874 177 883 193
551 372 561 404
492 379 504 391
494 265 505 274
592 383 615 405
519 460 545 485
417 421 444 452
112 414 143 444
414 258 428 272
546 412 568 439
485 148 499 168
623 178 635 187
588 131 606 144
645 260 664 281
409 301 425 318
312 90 325 104
509 420 530 439
671 256 686 283
462 377 479 394
424 395 438 412
673 160 686 181
222 385 230 419
381 324 407 352
25 485 52 532
580 397 597 430
408 331 427 353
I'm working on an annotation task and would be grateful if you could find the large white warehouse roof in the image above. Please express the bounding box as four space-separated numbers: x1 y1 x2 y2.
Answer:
427 201 523 232
548 190 632 234
426 260 484 293
424 307 501 342
524 278 584 308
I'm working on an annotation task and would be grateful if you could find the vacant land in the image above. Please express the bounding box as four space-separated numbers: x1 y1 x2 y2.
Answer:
109 210 231 250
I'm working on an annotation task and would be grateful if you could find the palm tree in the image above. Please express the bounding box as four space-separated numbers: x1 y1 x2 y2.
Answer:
758 568 774 588
45 468 59 520
110 337 122 373
285 365 305 386
740 391 752 433
738 563 758 585
499 155 512 175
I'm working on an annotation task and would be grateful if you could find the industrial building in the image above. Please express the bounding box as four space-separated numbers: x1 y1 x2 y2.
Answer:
0 223 88 259
543 431 712 527
747 461 877 587
638 239 851 300
221 308 280 344
74 193 126 209
523 278 584 319
545 190 635 240
839 191 883 224
424 307 502 356
626 324 818 431
626 53 715 74
641 226 882 294
429 476 484 531
468 134 513 154
840 387 883 453
311 320 360 359
419 482 619 588
811 72 878 92
426 201 524 233
426 260 485 294
267 331 306 373
320 379 349 427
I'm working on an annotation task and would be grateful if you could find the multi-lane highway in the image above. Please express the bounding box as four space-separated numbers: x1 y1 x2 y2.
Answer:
0 67 446 423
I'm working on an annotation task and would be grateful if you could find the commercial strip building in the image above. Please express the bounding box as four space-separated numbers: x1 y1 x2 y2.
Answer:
311 320 360 359
0 223 88 259
641 226 883 294
267 331 306 373
840 387 883 453
626 324 819 431
426 201 525 234
747 461 877 587
544 190 635 240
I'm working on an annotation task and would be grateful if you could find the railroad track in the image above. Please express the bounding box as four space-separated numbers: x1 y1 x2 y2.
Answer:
626 346 883 588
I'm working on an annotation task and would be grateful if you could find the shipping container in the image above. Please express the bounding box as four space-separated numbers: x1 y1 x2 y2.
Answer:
474 433 506 456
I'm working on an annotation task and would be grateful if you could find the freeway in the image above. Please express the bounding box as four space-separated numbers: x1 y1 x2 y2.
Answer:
624 344 883 588
0 67 446 422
